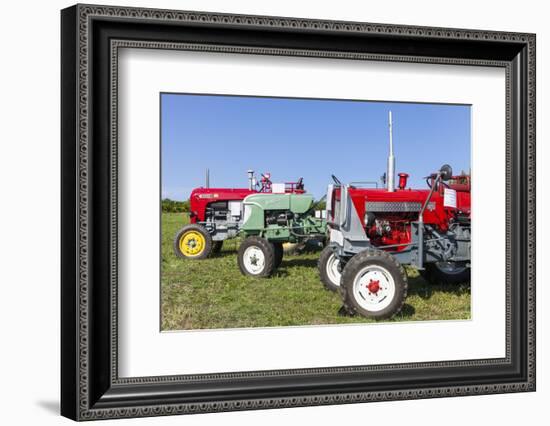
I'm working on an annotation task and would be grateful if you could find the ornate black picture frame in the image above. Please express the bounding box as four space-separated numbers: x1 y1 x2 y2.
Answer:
61 4 536 421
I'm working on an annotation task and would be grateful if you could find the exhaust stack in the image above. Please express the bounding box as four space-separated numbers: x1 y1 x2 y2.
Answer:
247 170 255 190
205 168 210 188
387 111 395 192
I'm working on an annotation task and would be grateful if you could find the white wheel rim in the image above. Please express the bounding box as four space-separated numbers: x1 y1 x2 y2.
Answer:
325 253 341 287
243 246 266 275
435 261 467 275
352 265 396 312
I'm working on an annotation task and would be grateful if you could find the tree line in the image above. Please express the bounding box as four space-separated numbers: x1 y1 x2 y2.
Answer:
161 198 190 213
161 198 326 213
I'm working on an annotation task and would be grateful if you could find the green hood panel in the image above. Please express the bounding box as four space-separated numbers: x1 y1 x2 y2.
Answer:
241 193 315 232
244 193 314 213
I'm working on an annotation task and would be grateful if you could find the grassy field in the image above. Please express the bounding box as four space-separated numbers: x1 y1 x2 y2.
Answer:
161 213 470 330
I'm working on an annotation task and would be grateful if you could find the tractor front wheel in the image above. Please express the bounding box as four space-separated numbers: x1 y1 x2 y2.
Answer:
340 249 408 319
421 261 470 285
173 224 213 260
318 245 342 292
238 236 276 277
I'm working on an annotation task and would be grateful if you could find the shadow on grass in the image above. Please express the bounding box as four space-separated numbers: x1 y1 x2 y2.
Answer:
211 250 238 258
335 303 416 320
399 303 416 318
270 258 319 278
407 275 471 300
279 258 319 268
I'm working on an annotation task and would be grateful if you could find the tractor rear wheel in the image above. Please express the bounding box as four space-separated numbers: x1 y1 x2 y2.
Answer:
212 241 224 255
318 245 342 292
272 242 284 268
340 249 408 319
421 261 470 285
238 236 276 277
173 224 213 260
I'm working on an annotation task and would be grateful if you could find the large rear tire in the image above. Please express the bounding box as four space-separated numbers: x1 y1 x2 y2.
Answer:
318 246 342 292
211 241 224 254
340 249 408 319
173 224 213 260
238 236 276 277
421 262 470 285
272 242 284 269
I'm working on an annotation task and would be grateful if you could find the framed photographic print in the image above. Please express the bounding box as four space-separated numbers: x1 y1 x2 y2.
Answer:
61 4 536 421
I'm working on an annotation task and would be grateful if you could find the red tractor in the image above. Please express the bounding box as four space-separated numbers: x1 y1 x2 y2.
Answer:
173 170 305 259
318 112 471 319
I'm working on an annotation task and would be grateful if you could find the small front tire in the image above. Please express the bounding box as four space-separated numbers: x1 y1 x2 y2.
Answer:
340 249 408 319
173 224 213 260
421 262 470 285
238 236 276 277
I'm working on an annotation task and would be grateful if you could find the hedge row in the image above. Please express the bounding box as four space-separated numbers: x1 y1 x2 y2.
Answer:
161 198 190 213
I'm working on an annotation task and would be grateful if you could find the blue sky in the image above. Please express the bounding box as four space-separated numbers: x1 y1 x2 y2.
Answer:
161 93 470 201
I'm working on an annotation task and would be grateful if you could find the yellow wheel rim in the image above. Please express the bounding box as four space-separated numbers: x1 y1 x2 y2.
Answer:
179 230 206 257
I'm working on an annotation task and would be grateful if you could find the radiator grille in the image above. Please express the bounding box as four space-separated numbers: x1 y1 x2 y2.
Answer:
365 201 434 212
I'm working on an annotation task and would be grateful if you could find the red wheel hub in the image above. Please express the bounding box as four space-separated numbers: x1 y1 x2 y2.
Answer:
367 279 380 294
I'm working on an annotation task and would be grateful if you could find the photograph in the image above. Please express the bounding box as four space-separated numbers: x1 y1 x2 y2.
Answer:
160 93 472 330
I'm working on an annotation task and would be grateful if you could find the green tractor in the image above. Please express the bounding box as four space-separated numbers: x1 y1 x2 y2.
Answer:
237 193 326 277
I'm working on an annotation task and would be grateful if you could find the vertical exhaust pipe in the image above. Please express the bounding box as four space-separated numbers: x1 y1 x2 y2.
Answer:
387 110 395 192
247 170 254 190
205 168 210 188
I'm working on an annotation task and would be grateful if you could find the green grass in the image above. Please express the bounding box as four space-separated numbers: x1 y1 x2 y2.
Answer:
161 213 470 330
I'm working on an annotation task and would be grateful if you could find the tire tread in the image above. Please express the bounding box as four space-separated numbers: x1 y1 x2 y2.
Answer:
340 249 408 319
237 236 276 277
173 223 213 260
318 245 341 292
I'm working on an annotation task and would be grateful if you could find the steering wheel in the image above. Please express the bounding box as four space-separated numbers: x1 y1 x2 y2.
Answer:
331 174 342 185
